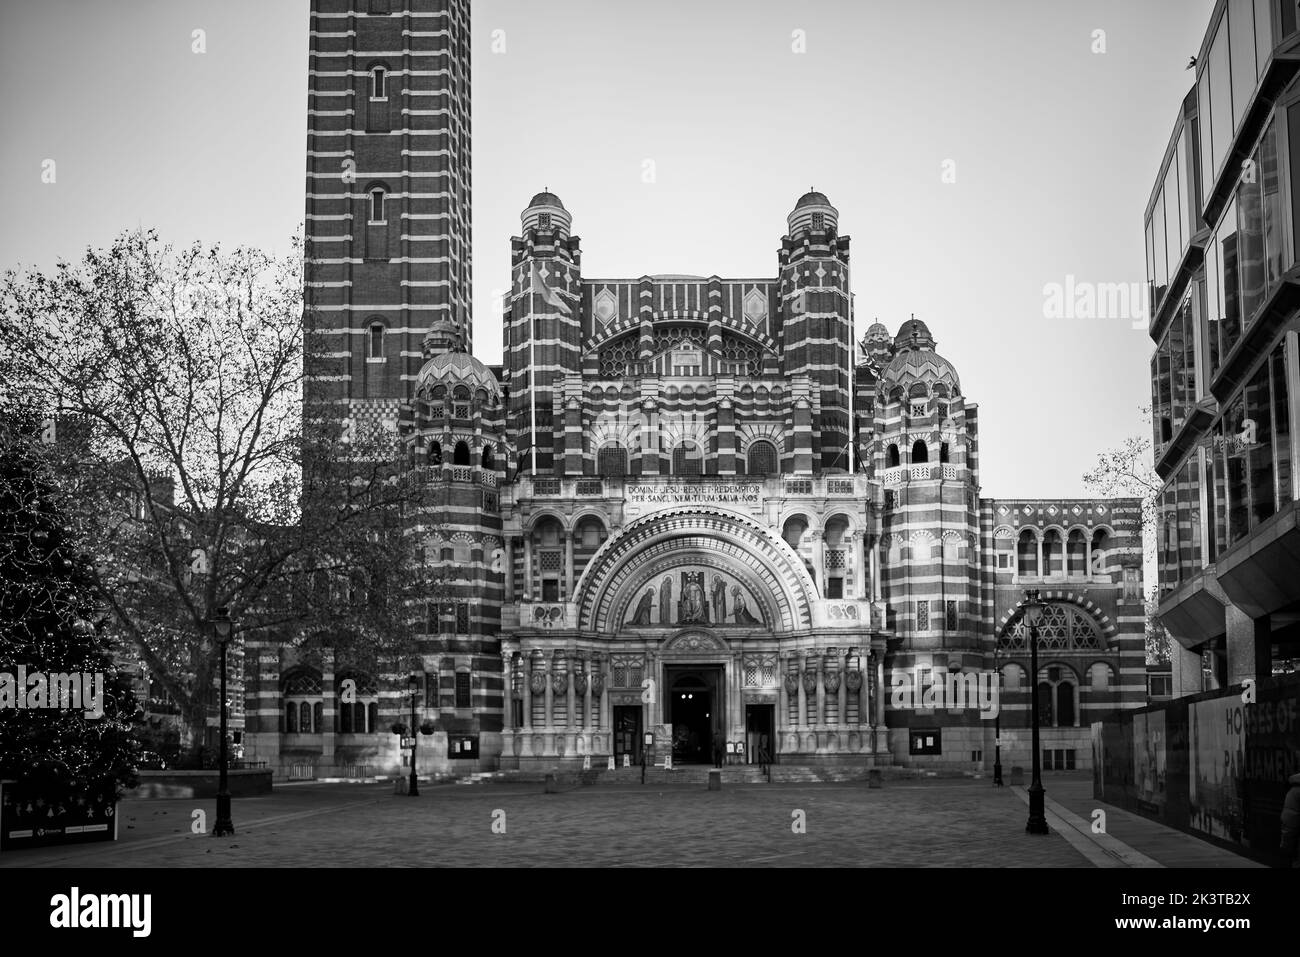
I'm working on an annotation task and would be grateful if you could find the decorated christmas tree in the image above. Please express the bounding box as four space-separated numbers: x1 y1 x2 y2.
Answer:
0 426 140 824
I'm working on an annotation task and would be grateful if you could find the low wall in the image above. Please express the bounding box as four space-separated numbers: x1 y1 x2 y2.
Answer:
125 769 273 800
1091 672 1299 866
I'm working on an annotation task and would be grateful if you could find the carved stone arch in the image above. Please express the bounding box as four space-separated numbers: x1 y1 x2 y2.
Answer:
574 506 817 633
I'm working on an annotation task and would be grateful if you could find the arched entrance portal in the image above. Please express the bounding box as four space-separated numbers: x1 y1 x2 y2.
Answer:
665 668 723 764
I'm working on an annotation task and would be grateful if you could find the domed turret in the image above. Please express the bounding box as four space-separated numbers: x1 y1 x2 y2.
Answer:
522 188 573 236
787 188 838 236
415 349 502 400
879 317 960 394
860 320 895 367
893 317 936 351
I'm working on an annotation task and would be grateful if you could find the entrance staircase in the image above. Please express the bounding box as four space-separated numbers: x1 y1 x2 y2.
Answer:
447 763 980 787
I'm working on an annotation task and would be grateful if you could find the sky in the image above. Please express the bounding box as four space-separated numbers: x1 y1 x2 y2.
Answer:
0 0 1215 499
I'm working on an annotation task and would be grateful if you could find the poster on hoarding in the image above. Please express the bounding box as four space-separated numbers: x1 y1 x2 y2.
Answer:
1188 696 1245 845
1132 710 1167 813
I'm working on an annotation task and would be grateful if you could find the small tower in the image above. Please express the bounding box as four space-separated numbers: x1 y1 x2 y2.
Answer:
406 349 508 744
778 191 853 471
506 191 582 474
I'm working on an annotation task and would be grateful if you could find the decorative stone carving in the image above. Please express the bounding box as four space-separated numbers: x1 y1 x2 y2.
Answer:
590 672 605 698
824 670 841 694
801 670 818 695
663 631 724 652
845 670 863 692
551 671 569 695
529 671 547 695
783 672 800 696
574 672 589 696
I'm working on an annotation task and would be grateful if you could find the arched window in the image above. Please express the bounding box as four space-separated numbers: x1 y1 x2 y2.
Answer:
430 441 442 465
368 322 385 359
370 66 387 99
886 444 900 468
672 442 702 476
911 440 929 464
282 668 323 735
1091 528 1111 575
747 440 778 477
940 442 950 464
1067 530 1088 576
1000 603 1103 651
782 516 808 549
598 444 627 477
1000 663 1023 690
336 672 379 734
1017 530 1039 577
1042 529 1063 577
481 444 495 469
369 187 386 224
453 440 470 465
1089 662 1114 690
1031 666 1078 727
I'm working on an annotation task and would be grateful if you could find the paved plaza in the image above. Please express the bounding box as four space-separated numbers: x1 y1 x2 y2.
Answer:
0 773 1263 868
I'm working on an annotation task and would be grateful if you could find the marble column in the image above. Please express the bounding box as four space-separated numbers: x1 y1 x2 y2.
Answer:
523 534 534 599
522 652 533 732
835 649 848 729
854 532 867 599
796 661 807 730
564 653 576 734
542 654 554 733
564 533 575 600
811 530 824 593
504 537 515 602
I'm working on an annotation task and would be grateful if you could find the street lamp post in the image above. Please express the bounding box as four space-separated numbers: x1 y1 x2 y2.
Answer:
992 641 1003 787
210 607 235 837
1022 589 1049 835
407 674 420 797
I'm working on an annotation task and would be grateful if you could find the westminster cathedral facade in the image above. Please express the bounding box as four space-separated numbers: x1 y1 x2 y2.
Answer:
241 0 1148 781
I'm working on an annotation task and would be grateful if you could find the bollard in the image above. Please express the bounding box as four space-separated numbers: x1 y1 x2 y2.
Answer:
708 769 722 791
582 754 591 771
622 753 631 768
1010 766 1025 786
544 773 558 794
868 768 882 789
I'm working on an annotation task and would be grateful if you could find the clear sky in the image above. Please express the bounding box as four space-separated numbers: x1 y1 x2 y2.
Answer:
0 0 1214 499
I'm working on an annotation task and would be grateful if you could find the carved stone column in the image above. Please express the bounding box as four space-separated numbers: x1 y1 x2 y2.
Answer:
802 655 819 748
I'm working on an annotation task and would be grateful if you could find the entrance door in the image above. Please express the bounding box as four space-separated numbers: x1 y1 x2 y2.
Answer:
614 706 641 764
745 704 775 766
664 667 723 764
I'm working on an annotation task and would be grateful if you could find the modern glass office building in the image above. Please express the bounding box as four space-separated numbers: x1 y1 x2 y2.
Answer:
1147 0 1300 694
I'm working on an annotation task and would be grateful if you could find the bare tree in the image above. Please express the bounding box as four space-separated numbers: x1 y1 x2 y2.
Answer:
0 229 426 749
1082 405 1169 664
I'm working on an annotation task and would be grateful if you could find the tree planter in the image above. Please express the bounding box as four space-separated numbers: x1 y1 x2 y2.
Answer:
390 722 408 736
419 720 436 735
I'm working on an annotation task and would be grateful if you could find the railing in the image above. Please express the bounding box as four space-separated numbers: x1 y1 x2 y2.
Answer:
338 763 374 779
412 465 498 487
287 761 317 781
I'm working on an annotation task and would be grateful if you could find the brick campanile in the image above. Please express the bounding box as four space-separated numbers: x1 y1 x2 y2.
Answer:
304 0 472 438
779 191 853 472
